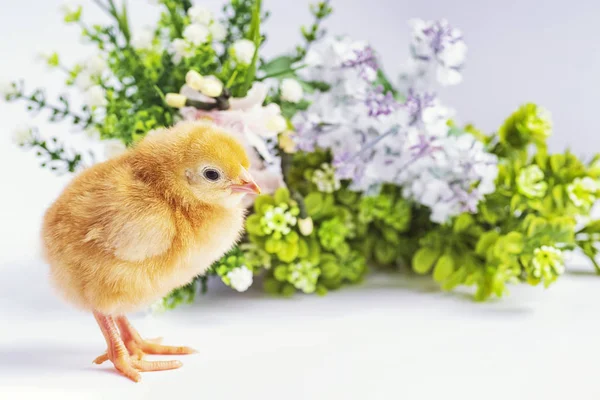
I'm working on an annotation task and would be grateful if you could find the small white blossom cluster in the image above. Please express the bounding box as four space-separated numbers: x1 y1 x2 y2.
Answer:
293 20 497 223
169 6 227 64
227 265 253 292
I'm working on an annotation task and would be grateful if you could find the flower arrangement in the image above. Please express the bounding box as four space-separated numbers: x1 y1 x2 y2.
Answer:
4 0 600 309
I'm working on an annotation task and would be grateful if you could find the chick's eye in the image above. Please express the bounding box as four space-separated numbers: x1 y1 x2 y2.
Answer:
203 169 221 181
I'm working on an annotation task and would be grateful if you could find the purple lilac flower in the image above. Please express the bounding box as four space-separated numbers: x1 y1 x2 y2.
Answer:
365 86 400 118
403 90 436 125
332 150 365 182
408 133 443 160
341 46 378 82
292 122 317 152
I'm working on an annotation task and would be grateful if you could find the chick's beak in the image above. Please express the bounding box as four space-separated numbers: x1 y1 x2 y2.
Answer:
230 167 261 195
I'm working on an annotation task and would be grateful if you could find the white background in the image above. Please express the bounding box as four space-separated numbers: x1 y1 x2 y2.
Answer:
0 1 599 399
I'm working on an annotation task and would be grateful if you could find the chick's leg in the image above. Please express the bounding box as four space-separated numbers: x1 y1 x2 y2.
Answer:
92 311 182 382
115 316 197 357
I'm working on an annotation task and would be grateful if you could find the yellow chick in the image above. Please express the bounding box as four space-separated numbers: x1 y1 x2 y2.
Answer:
41 121 260 382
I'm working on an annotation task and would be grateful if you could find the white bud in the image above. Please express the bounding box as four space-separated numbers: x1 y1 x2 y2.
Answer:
231 39 256 65
188 6 213 25
12 124 34 146
266 115 287 133
103 139 127 159
83 85 107 108
198 75 223 98
280 78 303 103
209 21 227 41
297 217 314 236
227 266 253 292
165 93 187 108
185 70 204 90
183 23 209 46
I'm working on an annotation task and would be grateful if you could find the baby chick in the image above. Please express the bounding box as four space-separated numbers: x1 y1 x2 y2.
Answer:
41 121 260 382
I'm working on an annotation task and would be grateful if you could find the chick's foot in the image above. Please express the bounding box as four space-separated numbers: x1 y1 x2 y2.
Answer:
93 311 185 382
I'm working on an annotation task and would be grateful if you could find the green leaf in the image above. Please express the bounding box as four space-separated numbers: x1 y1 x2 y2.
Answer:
453 213 474 233
277 241 299 263
245 214 263 236
240 0 262 95
412 247 441 274
549 154 566 174
552 185 564 209
265 238 283 254
274 187 291 204
260 56 294 76
498 232 524 254
305 192 324 216
254 195 275 214
433 254 455 283
475 231 500 256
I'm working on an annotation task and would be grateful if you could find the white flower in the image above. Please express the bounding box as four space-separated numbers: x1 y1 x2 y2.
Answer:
231 39 255 64
165 93 187 108
0 80 17 96
183 23 209 46
169 39 193 64
103 139 127 159
266 115 287 134
83 85 107 108
132 28 154 50
227 266 253 292
188 6 213 25
12 124 34 146
280 79 304 103
209 21 227 41
85 55 108 76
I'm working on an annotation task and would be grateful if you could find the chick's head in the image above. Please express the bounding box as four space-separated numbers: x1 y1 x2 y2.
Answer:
131 121 261 208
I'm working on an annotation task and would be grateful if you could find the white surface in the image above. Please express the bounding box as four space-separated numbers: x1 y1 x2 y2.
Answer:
0 259 599 400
